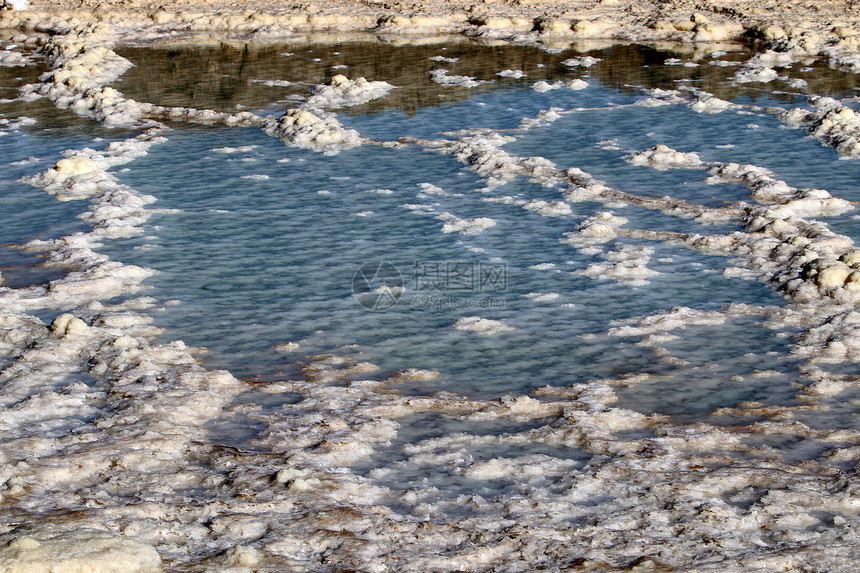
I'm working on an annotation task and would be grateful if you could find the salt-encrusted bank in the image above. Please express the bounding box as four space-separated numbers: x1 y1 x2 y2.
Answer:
4 6 860 573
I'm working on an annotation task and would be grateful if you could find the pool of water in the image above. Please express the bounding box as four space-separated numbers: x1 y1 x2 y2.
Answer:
87 42 831 415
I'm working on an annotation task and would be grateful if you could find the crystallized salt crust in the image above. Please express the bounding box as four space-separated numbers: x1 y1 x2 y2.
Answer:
0 524 161 573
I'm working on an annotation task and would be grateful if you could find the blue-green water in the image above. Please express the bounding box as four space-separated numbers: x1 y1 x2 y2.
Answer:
8 41 860 415
8 38 860 570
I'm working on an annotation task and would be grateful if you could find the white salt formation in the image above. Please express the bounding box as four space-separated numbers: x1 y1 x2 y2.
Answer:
7 6 860 573
635 87 686 107
255 74 390 152
706 162 852 217
436 212 497 235
733 64 780 83
687 91 738 113
576 244 660 286
516 107 563 130
0 49 27 66
263 108 363 153
624 144 703 170
522 199 573 217
561 56 601 68
19 24 144 127
732 48 802 83
0 524 161 573
780 96 860 158
453 316 514 333
522 292 559 302
531 79 587 92
429 68 485 87
561 211 629 248
302 74 395 110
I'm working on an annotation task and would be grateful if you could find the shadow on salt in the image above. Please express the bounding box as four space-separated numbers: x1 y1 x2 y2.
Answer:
0 370 103 440
790 386 860 431
612 316 805 422
352 412 591 504
740 433 856 467
0 261 67 288
204 386 306 452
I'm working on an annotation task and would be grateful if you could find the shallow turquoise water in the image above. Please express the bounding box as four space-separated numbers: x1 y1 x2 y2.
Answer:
0 104 127 276
9 40 860 568
101 79 807 411
7 41 860 418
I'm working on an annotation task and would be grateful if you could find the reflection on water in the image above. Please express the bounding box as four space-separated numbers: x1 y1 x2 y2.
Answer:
113 38 860 117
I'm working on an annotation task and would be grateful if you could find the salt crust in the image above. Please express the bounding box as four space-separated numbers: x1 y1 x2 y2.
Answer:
624 144 703 170
496 69 525 78
531 79 587 92
1 42 250 567
409 106 860 359
259 73 395 151
400 184 497 235
576 244 659 286
664 57 698 67
6 10 860 573
437 212 497 235
302 73 395 110
633 87 860 164
249 78 294 87
429 68 485 87
522 198 572 216
453 316 514 333
516 106 563 129
427 100 858 296
634 87 687 107
0 49 28 66
522 292 559 302
0 524 161 573
780 96 860 159
561 56 601 68
0 117 36 131
18 24 143 127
